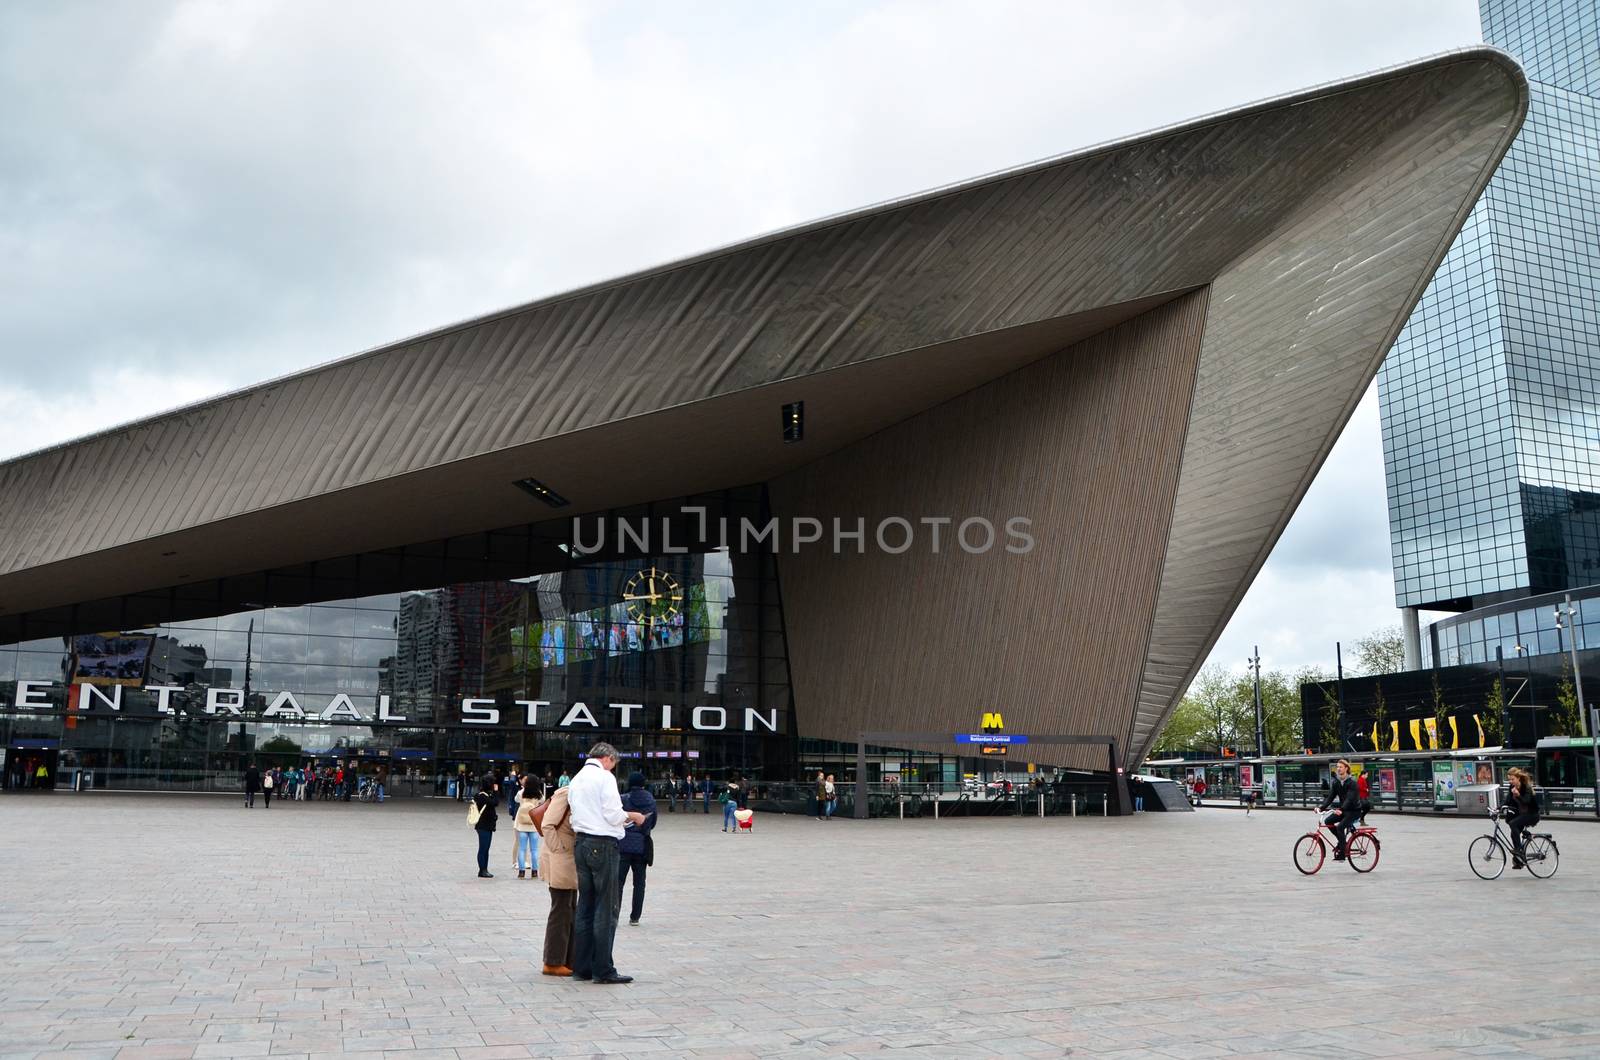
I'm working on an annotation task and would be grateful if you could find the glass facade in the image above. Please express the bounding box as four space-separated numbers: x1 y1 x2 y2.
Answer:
0 487 799 792
1380 0 1600 611
1426 582 1600 667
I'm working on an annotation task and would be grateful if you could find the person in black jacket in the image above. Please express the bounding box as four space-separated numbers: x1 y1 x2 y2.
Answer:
1504 766 1540 870
1318 759 1361 861
473 775 499 879
617 771 657 926
243 762 260 809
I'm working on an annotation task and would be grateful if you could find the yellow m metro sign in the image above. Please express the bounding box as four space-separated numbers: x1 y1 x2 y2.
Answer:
981 712 1005 733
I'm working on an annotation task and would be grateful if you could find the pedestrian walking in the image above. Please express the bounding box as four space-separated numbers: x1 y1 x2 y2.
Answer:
618 771 657 926
243 761 260 808
515 776 546 879
567 743 646 984
472 774 499 878
557 770 571 789
825 774 838 818
539 783 577 976
262 767 275 808
721 779 740 832
814 771 827 820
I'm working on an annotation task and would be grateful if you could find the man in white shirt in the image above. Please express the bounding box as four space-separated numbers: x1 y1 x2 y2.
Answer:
567 742 646 984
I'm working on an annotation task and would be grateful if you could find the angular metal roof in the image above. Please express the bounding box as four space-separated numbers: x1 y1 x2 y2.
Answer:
0 49 1526 765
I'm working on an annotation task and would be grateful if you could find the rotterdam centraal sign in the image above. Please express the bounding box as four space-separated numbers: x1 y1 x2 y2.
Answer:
8 681 780 733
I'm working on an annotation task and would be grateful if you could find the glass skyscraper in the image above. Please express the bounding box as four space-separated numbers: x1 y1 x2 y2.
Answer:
1381 0 1600 661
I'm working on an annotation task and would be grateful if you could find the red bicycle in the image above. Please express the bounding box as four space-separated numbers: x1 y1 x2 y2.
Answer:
1293 811 1379 874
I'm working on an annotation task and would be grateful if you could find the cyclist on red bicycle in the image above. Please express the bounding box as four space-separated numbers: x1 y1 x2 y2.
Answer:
1318 759 1361 862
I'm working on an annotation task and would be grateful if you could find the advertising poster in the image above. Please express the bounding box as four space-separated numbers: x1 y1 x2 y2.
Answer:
1457 761 1477 790
1263 764 1278 800
1432 759 1456 806
1240 764 1255 790
1475 760 1495 785
1378 768 1396 794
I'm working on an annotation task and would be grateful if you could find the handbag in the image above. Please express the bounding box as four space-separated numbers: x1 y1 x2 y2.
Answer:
530 797 550 831
467 796 483 827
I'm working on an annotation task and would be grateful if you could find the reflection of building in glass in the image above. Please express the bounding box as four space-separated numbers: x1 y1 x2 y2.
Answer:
1382 0 1600 664
388 591 439 722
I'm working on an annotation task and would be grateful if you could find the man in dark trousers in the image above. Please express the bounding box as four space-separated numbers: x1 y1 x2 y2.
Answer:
567 743 647 984
243 761 260 808
617 771 658 926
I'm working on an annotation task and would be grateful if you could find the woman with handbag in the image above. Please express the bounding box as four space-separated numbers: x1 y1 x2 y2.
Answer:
538 782 578 976
471 775 498 879
514 777 546 879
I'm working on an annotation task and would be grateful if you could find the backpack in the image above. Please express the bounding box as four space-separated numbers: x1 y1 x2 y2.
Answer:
467 796 484 827
263 772 273 789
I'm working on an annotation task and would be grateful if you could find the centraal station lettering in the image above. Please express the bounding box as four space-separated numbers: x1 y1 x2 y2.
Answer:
11 681 779 733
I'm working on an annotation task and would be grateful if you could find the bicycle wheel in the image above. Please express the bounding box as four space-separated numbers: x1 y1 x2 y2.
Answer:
1293 833 1325 875
1468 835 1506 880
1347 832 1380 873
1524 836 1559 879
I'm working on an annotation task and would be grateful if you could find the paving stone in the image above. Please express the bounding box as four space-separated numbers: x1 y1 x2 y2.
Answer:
3 795 1600 1056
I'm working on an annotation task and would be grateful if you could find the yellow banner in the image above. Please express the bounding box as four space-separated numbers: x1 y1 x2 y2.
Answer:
1448 715 1460 749
1390 720 1400 752
1410 718 1423 750
1424 717 1439 749
1370 723 1380 752
1474 713 1486 747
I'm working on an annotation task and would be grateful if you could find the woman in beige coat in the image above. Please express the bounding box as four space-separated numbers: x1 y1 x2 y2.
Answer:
539 784 578 976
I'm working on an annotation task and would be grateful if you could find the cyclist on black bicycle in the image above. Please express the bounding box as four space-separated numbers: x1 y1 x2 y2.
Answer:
1318 759 1361 862
1503 766 1540 870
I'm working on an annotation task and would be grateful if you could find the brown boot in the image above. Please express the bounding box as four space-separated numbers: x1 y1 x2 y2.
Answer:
542 965 573 977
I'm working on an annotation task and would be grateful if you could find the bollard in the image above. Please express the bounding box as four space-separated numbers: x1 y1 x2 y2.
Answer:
934 796 939 820
898 796 904 820
1071 795 1077 817
1038 793 1044 818
1102 793 1108 817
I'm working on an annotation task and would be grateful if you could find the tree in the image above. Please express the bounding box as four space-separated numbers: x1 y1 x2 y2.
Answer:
1481 678 1505 747
1154 665 1248 755
1430 672 1450 750
1352 625 1406 677
259 735 303 764
1552 656 1580 737
1154 664 1309 757
1370 680 1390 753
1258 667 1313 755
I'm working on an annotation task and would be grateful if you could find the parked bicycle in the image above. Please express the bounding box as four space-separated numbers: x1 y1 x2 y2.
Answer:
1293 810 1379 874
1468 806 1558 880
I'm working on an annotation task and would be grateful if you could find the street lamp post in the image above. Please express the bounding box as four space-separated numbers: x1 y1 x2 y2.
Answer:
1513 643 1532 747
1553 596 1597 817
1248 647 1266 759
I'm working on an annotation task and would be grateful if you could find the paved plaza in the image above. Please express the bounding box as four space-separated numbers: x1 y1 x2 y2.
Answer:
2 794 1599 1059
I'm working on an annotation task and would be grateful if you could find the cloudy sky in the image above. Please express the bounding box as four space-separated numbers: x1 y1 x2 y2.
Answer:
1 0 1485 674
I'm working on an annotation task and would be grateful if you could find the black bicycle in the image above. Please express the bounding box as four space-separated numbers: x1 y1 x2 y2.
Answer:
1468 807 1559 880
